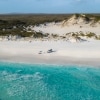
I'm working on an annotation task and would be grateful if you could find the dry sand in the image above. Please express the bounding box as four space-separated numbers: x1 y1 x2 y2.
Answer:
0 40 100 66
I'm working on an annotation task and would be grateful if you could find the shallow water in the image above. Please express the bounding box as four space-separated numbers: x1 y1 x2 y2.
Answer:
0 62 100 100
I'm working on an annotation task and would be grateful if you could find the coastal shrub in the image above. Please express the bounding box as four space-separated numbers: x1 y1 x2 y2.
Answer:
18 31 37 37
86 32 96 38
34 32 44 38
51 34 58 38
0 31 9 36
74 14 80 18
80 33 85 36
72 33 78 37
95 35 100 40
84 16 90 22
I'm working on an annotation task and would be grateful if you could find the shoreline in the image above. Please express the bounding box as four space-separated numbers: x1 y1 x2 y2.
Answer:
0 54 100 67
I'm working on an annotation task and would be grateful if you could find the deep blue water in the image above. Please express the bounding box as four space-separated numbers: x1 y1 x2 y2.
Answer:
0 62 100 100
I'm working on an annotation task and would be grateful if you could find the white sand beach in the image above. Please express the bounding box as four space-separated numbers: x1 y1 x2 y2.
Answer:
0 40 100 66
0 15 100 66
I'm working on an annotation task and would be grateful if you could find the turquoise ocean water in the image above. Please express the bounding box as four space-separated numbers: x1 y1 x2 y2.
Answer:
0 62 100 100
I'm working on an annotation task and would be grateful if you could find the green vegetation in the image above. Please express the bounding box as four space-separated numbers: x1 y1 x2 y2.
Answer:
51 34 58 38
74 14 100 22
86 32 96 38
0 14 71 26
95 35 100 40
71 32 96 38
74 14 80 18
0 14 100 38
66 31 100 40
0 14 71 37
72 33 78 37
33 32 47 38
79 32 85 36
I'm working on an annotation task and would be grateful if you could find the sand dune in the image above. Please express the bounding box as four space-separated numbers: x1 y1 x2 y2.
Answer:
33 15 100 35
